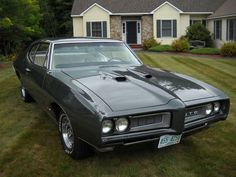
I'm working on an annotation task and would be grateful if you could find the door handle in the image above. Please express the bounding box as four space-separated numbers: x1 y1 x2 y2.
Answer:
25 68 31 73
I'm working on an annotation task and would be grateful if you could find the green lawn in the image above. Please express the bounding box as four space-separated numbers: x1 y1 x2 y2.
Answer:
0 53 236 177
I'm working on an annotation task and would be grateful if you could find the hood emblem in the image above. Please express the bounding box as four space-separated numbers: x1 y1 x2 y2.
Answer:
185 110 199 117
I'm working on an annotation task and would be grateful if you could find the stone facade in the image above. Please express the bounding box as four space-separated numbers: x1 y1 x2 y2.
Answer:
110 16 122 40
141 15 153 43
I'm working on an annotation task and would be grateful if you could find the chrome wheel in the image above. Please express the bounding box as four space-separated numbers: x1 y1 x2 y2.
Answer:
61 115 74 150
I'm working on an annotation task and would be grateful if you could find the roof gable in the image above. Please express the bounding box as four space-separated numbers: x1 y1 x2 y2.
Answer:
151 1 183 14
79 3 112 16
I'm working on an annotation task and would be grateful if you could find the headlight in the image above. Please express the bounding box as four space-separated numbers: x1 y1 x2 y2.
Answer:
115 118 129 132
214 102 220 113
102 120 113 134
206 104 213 115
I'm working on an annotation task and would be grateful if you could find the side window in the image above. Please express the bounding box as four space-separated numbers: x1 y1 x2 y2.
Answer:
34 43 49 67
29 45 39 62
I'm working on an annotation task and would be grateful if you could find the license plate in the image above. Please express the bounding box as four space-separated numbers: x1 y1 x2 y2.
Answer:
158 134 182 149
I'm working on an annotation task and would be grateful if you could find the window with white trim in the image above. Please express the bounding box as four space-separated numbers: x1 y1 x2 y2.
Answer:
156 20 177 38
122 22 126 34
86 21 107 38
137 22 141 33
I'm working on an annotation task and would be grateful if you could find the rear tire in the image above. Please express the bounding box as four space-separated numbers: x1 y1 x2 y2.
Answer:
20 84 34 103
58 111 94 159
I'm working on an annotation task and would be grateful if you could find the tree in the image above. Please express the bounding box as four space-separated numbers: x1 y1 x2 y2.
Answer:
39 0 73 37
0 0 42 55
186 23 213 47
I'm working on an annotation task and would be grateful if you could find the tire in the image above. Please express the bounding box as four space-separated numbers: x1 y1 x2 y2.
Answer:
58 111 94 159
20 84 34 103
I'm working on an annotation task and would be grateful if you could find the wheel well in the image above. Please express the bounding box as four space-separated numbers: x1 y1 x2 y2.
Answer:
50 103 63 121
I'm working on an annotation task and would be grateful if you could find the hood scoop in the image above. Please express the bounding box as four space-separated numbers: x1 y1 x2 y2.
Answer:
128 69 153 79
99 71 127 82
115 76 127 82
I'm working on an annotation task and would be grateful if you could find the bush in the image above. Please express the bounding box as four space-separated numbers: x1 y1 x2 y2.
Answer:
191 48 220 55
221 42 236 57
186 23 213 47
143 38 160 50
0 54 15 62
0 55 7 62
149 45 172 52
171 39 190 52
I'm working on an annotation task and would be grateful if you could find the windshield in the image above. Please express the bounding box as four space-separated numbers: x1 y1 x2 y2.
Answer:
51 42 141 69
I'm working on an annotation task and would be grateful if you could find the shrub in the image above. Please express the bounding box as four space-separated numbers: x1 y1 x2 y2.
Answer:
221 42 236 57
186 23 213 47
0 55 7 62
171 39 190 52
191 48 220 55
143 38 160 50
149 45 172 52
0 54 15 62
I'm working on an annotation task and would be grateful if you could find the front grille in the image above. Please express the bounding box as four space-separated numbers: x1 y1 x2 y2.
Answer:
185 105 208 123
129 112 171 132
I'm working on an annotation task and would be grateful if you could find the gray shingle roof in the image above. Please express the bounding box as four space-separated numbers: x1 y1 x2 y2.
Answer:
209 0 236 18
71 0 226 15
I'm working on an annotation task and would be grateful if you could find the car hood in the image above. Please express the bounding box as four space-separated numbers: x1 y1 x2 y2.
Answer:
62 65 217 111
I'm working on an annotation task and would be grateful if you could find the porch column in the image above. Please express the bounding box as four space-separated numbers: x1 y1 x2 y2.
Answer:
110 16 122 40
141 15 153 43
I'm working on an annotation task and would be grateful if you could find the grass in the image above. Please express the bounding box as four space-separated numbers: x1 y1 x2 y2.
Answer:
190 48 221 55
0 53 236 177
149 45 172 52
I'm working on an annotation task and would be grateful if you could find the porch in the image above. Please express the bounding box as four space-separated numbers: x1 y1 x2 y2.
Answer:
110 15 153 45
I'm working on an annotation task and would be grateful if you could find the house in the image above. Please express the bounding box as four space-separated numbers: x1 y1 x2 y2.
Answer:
207 0 236 47
71 0 236 47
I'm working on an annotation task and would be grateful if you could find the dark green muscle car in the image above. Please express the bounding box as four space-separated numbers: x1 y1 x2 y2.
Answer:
13 38 230 159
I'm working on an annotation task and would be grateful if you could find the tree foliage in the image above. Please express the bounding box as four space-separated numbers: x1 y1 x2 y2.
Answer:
186 23 213 47
0 0 74 56
0 0 42 55
39 0 73 37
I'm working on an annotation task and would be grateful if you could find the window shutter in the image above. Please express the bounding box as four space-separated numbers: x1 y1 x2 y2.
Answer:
219 20 222 40
102 21 107 38
157 20 161 38
86 22 91 37
226 20 229 41
190 20 192 26
234 19 236 41
173 20 177 38
214 21 216 40
202 20 207 26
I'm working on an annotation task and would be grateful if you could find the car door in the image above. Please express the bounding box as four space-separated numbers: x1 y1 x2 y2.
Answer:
24 43 50 105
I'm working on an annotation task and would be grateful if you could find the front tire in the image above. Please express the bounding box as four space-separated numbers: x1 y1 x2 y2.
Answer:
58 111 94 159
20 85 34 103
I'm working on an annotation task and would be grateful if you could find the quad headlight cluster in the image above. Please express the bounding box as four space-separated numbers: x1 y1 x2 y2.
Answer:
205 102 221 115
102 118 129 134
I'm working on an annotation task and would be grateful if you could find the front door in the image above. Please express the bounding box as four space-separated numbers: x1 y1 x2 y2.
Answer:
126 21 137 44
25 43 49 105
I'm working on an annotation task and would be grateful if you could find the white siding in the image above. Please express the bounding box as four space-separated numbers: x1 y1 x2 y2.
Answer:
73 17 83 37
180 14 190 36
153 3 189 44
83 5 110 38
207 18 230 48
